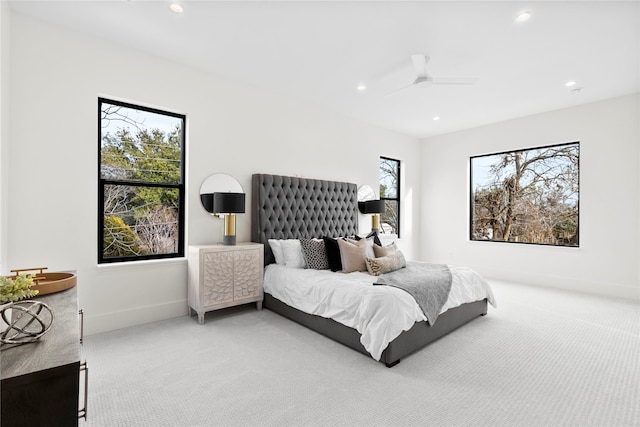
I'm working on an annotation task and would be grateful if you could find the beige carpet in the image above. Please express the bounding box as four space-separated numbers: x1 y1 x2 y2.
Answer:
82 281 640 426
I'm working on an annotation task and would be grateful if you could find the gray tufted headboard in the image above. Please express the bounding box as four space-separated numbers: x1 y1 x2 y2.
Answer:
251 174 359 265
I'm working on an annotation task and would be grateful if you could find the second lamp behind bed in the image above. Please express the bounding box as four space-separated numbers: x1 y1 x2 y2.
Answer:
358 199 386 236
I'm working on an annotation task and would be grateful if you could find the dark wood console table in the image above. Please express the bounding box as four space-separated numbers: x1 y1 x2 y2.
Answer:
1 286 85 426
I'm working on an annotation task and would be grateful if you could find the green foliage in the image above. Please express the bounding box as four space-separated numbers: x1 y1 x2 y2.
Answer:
103 215 142 258
102 127 181 180
0 274 39 304
101 127 181 212
101 126 181 213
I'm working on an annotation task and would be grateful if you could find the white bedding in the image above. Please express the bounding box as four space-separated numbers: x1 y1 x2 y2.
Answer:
263 264 496 361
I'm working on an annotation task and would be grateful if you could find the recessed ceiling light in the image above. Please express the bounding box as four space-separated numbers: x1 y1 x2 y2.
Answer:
565 81 576 87
516 11 531 22
357 84 367 92
169 3 183 13
433 116 440 121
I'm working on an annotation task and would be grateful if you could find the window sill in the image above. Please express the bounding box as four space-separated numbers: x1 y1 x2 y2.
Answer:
97 256 187 270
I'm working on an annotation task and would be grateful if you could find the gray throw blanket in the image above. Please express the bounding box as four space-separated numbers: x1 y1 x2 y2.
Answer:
374 261 452 325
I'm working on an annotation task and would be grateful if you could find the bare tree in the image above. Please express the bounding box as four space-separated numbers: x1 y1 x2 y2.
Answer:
472 144 579 246
101 104 145 134
135 206 179 255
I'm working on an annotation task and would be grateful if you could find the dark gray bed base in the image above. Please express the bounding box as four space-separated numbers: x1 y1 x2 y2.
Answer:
265 292 487 367
251 173 488 367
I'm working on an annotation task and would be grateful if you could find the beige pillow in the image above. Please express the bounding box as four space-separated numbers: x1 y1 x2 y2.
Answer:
365 251 407 276
373 242 398 258
337 238 368 273
346 236 375 259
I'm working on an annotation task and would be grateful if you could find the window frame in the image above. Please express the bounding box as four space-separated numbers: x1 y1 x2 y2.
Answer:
469 141 580 247
379 156 401 237
98 97 186 264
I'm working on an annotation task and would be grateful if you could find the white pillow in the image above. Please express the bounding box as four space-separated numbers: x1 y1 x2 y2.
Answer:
268 239 285 265
280 239 307 269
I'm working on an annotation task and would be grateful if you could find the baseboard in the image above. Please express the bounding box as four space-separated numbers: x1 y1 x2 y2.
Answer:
84 299 189 336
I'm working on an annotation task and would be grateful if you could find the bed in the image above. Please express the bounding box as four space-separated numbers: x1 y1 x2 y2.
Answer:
251 173 494 367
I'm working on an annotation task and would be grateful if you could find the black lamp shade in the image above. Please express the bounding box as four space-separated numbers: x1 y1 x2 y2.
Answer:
200 193 215 213
213 192 246 214
359 199 385 214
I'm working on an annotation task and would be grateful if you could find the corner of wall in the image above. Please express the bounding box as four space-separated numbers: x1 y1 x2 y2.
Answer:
0 2 11 274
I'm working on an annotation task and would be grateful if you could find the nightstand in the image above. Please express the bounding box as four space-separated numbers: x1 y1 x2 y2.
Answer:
187 243 264 324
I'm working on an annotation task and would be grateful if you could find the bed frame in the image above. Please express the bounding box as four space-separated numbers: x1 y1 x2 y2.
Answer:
251 173 487 367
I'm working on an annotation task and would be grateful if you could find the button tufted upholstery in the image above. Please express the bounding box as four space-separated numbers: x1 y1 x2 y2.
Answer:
252 174 359 265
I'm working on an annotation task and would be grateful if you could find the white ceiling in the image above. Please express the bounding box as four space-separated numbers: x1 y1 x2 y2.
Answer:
8 0 640 139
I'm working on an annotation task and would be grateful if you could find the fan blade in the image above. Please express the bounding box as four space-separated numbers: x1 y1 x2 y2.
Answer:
411 54 430 78
432 77 478 85
383 82 416 97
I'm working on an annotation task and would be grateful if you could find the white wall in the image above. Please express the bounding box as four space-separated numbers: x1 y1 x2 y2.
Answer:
420 94 640 301
0 1 9 275
3 13 421 334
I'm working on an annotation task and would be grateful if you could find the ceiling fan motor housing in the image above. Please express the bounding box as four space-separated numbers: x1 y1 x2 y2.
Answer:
413 75 434 87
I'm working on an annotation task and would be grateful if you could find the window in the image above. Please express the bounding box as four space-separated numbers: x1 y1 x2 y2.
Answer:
98 98 186 263
470 142 579 247
379 156 401 237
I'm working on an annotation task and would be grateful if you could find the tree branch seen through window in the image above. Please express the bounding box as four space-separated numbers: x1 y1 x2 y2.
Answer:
470 142 579 247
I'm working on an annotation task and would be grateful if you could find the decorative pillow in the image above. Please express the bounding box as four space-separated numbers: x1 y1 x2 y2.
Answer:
373 242 398 258
323 237 343 272
365 251 407 276
280 239 307 269
347 236 375 259
300 239 330 270
337 238 368 273
268 239 285 265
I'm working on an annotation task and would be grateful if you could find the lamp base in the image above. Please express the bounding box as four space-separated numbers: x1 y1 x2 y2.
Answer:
372 213 380 231
223 214 237 245
222 235 236 246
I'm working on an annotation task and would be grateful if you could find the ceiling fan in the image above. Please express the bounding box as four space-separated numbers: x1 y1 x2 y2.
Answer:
386 54 477 96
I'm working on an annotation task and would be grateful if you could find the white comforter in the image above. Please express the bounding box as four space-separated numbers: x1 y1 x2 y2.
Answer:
263 264 496 361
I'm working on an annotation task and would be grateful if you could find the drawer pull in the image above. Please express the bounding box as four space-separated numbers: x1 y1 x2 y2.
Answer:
78 361 88 420
78 309 84 344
